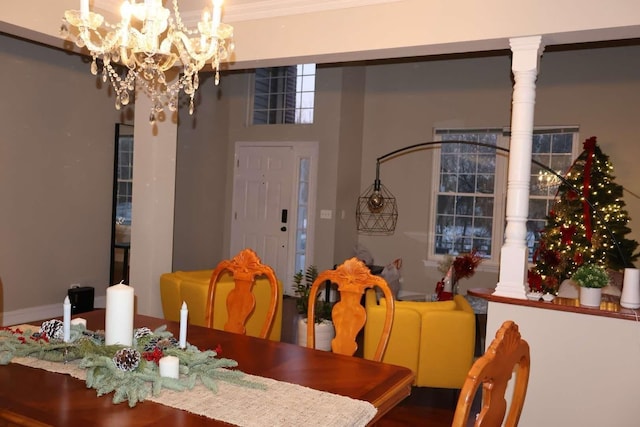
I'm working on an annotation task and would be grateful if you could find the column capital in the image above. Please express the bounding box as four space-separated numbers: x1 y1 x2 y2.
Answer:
510 35 545 72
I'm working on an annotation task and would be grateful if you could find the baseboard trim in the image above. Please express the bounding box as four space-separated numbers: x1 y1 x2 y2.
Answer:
1 296 106 327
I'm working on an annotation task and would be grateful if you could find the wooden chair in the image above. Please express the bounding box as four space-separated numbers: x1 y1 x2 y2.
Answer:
306 257 395 361
205 248 279 339
452 320 530 427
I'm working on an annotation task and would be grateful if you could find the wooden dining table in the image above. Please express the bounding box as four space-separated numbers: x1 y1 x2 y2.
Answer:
0 310 414 426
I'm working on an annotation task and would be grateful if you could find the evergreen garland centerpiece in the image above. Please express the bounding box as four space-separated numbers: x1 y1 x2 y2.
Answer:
528 137 639 294
0 321 265 407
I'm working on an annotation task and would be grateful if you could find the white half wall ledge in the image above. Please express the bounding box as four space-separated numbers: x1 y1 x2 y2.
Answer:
1 296 106 327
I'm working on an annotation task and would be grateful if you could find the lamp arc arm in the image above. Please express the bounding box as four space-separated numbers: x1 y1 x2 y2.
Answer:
372 140 628 268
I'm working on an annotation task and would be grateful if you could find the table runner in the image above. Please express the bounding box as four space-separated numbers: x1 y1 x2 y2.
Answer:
12 356 377 427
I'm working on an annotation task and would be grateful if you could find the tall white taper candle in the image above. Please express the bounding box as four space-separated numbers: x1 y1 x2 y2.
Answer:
105 284 134 346
63 296 71 342
179 301 188 348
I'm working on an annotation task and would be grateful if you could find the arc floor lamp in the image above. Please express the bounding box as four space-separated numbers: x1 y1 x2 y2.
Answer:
355 140 627 267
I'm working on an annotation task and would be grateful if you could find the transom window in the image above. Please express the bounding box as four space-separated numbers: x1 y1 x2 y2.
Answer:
252 64 316 125
430 128 578 264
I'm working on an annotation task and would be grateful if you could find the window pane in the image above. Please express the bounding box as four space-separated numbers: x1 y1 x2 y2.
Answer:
440 154 458 173
440 174 457 192
473 218 493 236
253 64 315 125
454 216 472 236
475 197 494 216
457 175 476 193
476 174 495 194
437 195 456 215
455 196 474 215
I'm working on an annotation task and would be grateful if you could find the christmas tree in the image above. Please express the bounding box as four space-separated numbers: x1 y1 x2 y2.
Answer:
528 136 639 293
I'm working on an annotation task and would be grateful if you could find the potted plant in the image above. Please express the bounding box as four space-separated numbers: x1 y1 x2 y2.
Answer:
292 266 335 351
572 264 609 307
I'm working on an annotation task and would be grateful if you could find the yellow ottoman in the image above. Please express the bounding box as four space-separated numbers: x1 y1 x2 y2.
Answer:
160 269 283 341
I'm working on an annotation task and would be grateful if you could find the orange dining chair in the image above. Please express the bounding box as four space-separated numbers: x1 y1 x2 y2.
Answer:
205 248 279 339
452 320 531 427
306 257 395 361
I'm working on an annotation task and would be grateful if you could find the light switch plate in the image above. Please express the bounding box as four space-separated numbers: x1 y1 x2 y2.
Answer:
320 209 332 219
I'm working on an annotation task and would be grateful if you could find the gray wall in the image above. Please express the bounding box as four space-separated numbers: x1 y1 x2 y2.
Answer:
0 34 126 315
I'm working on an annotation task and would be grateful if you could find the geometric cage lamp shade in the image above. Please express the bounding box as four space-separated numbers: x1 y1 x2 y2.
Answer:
356 158 398 234
356 181 398 234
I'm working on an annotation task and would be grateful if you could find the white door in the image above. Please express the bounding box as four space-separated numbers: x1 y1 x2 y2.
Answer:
230 145 294 283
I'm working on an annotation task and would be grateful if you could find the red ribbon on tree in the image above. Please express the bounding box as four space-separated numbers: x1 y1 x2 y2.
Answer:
582 137 597 241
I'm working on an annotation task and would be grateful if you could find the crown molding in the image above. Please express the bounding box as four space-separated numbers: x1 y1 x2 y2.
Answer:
95 0 402 23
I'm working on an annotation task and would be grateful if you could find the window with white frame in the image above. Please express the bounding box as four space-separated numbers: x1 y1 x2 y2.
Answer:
252 64 316 125
430 128 579 264
432 130 506 262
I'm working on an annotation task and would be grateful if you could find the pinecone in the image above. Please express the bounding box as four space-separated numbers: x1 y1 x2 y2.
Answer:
134 327 153 339
40 320 63 340
113 348 141 371
143 336 179 352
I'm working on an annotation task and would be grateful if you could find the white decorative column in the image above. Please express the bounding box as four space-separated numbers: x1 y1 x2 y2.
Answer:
494 36 544 299
129 82 178 318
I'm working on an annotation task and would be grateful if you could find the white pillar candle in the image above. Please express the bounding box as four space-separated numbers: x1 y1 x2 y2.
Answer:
179 301 188 348
159 355 180 379
63 296 71 342
71 318 87 327
105 284 135 346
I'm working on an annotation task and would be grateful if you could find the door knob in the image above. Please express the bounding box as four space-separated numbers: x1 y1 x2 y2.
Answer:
281 226 287 232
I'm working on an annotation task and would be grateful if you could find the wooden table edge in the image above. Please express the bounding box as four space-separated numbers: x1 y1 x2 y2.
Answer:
368 371 414 424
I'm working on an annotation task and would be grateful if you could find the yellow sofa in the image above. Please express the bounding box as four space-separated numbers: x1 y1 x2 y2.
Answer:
364 290 475 389
160 270 283 341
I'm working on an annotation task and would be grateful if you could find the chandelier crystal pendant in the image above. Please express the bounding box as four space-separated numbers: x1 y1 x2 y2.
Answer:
61 0 234 123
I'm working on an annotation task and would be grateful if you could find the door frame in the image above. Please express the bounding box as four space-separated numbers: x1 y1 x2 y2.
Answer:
232 141 319 294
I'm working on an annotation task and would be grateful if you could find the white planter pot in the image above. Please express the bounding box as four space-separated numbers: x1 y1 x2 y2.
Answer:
579 287 602 307
297 317 335 351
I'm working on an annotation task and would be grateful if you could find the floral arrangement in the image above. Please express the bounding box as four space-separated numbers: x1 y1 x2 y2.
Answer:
571 264 609 288
0 320 264 407
452 249 483 280
436 249 483 300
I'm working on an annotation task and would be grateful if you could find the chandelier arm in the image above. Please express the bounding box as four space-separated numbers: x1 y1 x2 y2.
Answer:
370 140 627 266
171 31 218 67
78 27 119 55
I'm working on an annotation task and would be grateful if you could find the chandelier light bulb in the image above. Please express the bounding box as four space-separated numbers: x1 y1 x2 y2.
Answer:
62 0 234 123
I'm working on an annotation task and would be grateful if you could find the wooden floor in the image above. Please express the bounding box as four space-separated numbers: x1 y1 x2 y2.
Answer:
280 296 478 426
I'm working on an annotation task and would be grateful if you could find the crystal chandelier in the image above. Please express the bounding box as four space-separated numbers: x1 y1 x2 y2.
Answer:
61 0 234 122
